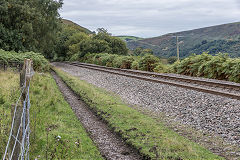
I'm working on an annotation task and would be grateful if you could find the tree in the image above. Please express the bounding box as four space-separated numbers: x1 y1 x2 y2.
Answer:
0 0 63 58
133 47 153 56
141 49 153 55
109 37 128 55
133 47 143 56
55 26 80 60
94 28 128 55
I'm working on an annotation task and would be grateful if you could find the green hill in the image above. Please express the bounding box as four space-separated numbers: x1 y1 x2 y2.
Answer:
116 36 144 42
127 22 240 58
61 19 93 34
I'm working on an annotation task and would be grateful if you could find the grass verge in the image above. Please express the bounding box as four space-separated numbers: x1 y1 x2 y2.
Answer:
53 67 224 160
0 70 19 158
29 73 103 159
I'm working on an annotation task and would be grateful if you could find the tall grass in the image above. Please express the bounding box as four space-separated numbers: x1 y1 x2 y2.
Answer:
0 71 20 159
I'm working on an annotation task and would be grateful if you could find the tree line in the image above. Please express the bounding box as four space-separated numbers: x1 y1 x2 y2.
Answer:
0 0 128 60
0 0 63 58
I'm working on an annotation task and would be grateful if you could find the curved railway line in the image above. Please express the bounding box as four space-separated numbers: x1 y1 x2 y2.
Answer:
66 62 240 100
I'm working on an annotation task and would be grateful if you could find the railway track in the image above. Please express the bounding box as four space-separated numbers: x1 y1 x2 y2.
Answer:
66 62 240 100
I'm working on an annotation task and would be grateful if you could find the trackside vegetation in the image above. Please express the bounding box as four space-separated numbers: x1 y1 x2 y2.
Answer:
53 67 224 160
0 71 103 159
29 73 103 159
0 49 50 72
79 52 240 83
169 52 240 82
81 53 168 73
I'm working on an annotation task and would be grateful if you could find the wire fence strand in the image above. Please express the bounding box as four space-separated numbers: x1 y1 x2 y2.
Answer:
3 81 31 160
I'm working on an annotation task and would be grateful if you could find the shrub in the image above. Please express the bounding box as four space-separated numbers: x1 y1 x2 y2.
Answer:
139 54 160 72
99 54 117 67
153 63 168 73
197 53 228 79
228 59 240 82
0 49 49 72
69 52 81 61
81 53 96 63
169 52 240 82
167 56 178 64
131 60 139 70
112 56 134 69
92 53 113 66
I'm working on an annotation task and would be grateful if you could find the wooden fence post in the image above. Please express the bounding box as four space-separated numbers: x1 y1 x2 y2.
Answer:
10 59 32 159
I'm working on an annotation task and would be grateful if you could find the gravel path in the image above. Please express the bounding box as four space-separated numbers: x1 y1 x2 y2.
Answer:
51 71 142 160
53 62 240 158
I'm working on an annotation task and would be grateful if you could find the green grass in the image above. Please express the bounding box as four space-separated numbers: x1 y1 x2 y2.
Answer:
53 67 224 160
0 71 103 159
29 73 103 159
0 70 19 158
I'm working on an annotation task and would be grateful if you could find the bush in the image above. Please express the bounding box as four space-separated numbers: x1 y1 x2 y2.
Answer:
153 63 168 73
81 53 96 63
227 59 240 82
197 53 228 79
92 53 109 65
131 60 139 70
170 53 212 76
112 56 134 69
69 53 81 61
169 52 240 82
139 54 160 72
167 56 178 64
100 54 115 66
0 49 49 72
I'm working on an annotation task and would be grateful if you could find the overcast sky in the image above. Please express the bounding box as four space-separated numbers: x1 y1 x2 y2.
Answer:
60 0 240 38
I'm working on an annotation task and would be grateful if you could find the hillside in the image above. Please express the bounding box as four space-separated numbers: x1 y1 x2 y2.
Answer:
127 22 240 58
61 19 93 34
116 36 144 42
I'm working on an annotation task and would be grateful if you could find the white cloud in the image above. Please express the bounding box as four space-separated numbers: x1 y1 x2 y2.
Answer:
60 0 240 37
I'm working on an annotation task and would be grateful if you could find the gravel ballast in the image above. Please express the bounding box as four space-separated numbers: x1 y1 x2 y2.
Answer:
51 71 142 160
53 62 240 158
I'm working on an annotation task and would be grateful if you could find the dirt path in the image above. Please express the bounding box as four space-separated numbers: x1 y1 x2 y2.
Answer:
51 71 142 160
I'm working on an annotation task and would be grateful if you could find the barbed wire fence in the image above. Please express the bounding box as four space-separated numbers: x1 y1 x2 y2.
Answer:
2 59 34 160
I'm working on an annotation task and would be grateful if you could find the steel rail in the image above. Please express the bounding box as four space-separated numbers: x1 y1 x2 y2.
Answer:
66 62 240 100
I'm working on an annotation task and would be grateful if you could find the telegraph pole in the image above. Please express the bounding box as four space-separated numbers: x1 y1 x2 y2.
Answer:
176 36 179 61
172 36 184 61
